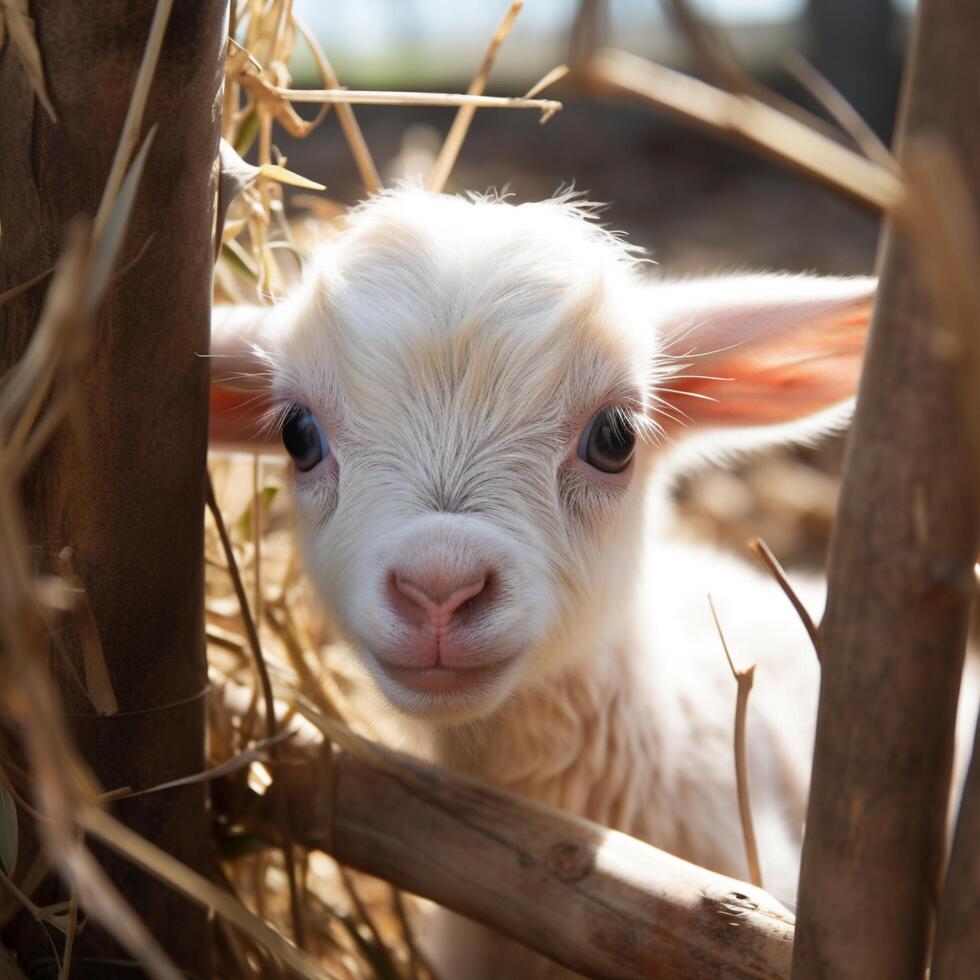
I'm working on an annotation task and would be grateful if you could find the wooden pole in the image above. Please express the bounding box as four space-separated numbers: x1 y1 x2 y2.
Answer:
0 2 225 976
792 2 980 977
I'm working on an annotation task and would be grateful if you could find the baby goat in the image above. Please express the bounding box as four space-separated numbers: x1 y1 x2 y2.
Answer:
211 188 875 975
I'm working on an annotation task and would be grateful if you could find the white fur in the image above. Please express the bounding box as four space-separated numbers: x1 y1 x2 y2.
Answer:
213 188 887 977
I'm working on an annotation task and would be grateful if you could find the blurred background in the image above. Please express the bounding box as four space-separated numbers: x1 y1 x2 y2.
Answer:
251 0 914 569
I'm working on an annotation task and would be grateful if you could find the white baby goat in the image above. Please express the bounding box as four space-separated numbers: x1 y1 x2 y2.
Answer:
212 188 877 977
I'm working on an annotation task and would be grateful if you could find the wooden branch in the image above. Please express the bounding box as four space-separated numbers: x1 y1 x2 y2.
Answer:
748 538 821 659
709 597 763 889
245 714 795 980
792 2 980 977
291 15 382 197
583 48 901 213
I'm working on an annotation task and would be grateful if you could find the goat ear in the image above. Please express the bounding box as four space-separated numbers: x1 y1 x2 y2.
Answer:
209 304 277 447
653 275 874 446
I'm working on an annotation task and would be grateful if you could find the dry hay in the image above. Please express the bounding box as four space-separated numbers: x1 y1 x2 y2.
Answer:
205 453 431 980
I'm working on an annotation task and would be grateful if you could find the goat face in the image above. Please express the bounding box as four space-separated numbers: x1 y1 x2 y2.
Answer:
213 188 873 726
267 191 657 722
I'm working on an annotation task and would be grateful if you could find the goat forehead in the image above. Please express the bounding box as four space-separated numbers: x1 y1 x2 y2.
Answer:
328 312 636 441
331 263 640 410
326 189 642 352
336 188 639 289
277 191 653 435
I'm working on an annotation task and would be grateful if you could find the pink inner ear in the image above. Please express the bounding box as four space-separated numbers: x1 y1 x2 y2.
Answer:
209 387 278 448
209 304 281 448
658 297 872 432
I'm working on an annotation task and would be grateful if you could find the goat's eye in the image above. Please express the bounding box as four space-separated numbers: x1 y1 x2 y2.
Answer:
578 406 636 474
282 405 329 472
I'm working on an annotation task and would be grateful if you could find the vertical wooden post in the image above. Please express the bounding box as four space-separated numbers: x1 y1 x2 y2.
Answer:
792 1 980 977
0 2 225 976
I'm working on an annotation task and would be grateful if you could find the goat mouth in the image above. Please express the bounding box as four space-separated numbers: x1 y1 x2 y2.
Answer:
377 660 511 695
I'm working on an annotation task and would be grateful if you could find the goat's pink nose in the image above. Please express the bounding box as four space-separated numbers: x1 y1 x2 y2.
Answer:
392 572 489 630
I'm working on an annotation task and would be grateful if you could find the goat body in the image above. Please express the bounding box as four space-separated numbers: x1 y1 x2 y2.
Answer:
212 188 879 977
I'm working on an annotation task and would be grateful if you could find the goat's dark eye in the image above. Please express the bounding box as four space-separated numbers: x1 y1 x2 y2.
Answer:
578 406 636 474
282 405 329 472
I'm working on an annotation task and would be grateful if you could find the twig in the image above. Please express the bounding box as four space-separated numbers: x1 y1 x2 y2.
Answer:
292 14 382 195
338 867 401 979
0 267 54 310
264 602 346 723
748 538 821 659
707 595 763 889
0 867 45 921
782 51 895 172
523 64 569 100
121 730 296 800
791 3 980 970
568 0 602 76
205 473 306 949
663 0 852 150
663 0 750 94
391 888 420 980
77 806 335 980
248 710 796 979
271 87 562 119
92 0 173 238
585 47 901 213
427 2 525 193
251 454 262 641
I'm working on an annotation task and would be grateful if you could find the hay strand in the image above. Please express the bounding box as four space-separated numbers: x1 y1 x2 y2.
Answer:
427 2 525 193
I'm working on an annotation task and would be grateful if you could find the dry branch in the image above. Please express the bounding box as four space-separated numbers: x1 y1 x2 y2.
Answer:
662 0 850 151
271 87 562 120
427 2 524 193
584 47 901 213
748 538 821 659
206 473 306 948
291 15 382 196
234 708 796 980
708 597 763 889
792 1 980 976
780 51 895 173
